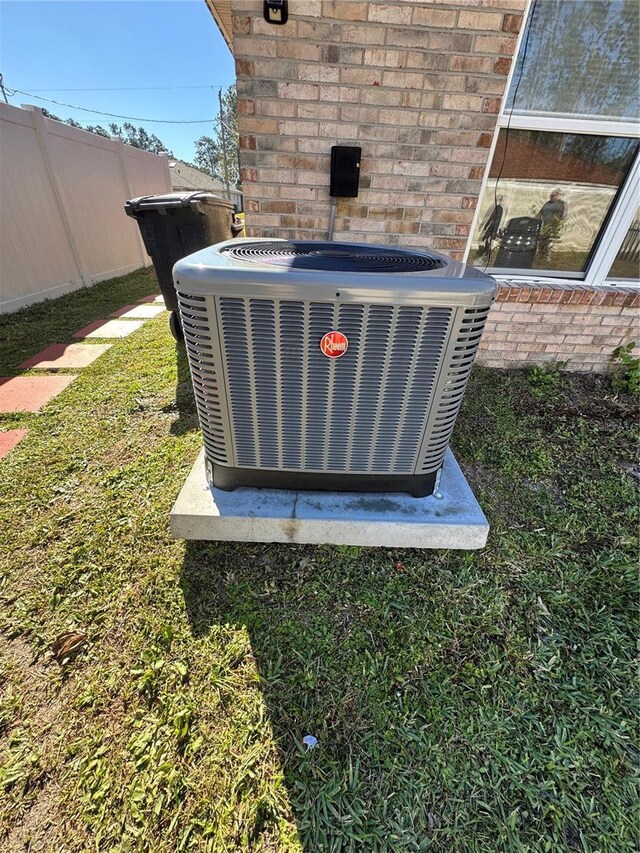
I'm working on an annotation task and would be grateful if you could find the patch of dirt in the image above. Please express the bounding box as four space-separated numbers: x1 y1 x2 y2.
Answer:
0 633 60 735
0 633 68 852
457 459 501 495
3 776 64 853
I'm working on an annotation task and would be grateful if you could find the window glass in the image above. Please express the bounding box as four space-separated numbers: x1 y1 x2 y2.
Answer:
506 0 640 122
470 129 639 273
608 210 640 279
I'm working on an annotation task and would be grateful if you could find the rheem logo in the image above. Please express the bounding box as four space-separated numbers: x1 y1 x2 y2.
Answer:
320 331 349 358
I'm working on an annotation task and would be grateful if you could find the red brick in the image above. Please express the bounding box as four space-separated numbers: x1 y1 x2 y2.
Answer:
626 292 640 308
614 292 633 306
261 200 296 213
493 57 511 75
237 99 255 116
432 237 467 251
0 375 77 413
477 132 493 148
536 288 555 303
235 59 254 77
483 97 502 113
239 134 256 150
462 196 478 210
0 429 28 459
502 14 523 33
240 167 258 182
232 16 251 35
449 55 494 73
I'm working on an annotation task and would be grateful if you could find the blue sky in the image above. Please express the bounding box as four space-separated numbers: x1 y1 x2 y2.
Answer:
0 1 236 161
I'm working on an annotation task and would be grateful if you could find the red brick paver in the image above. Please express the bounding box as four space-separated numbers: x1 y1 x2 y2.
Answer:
137 293 163 304
73 319 144 339
110 304 165 319
0 429 28 459
0 376 77 413
20 343 112 370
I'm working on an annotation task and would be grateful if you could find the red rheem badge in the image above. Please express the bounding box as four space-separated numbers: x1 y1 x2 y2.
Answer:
320 331 349 358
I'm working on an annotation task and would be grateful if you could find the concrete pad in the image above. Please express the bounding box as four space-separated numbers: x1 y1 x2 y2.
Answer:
19 343 111 370
0 429 28 459
110 304 165 319
73 319 145 339
137 293 164 303
171 449 489 549
0 375 77 412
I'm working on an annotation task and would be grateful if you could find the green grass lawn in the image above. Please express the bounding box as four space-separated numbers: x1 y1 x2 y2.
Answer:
0 269 638 852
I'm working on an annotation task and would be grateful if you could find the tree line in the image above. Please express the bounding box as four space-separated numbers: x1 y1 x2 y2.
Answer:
40 84 240 189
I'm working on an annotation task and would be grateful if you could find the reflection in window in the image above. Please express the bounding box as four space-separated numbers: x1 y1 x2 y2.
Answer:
506 0 640 122
470 130 639 273
609 210 640 279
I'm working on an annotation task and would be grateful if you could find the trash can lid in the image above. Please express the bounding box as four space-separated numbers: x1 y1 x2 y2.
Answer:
125 191 233 213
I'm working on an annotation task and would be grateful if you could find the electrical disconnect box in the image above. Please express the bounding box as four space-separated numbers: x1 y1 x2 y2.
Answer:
330 146 362 198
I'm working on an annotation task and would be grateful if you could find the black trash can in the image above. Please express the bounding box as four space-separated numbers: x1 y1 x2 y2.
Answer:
495 216 541 269
125 192 241 340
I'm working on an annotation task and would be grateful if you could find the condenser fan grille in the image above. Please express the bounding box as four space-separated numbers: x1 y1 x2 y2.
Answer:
220 241 445 273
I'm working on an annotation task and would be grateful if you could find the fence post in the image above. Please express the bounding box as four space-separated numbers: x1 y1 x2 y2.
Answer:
24 105 91 287
113 137 148 268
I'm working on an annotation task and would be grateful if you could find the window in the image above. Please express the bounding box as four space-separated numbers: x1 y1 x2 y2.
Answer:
470 130 639 273
505 0 639 122
608 210 640 279
467 0 640 283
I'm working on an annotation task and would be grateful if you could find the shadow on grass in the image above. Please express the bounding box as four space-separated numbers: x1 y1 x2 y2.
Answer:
175 370 639 850
168 342 199 436
178 538 471 849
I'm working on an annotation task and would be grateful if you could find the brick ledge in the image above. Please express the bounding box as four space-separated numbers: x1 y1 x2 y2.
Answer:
496 280 639 307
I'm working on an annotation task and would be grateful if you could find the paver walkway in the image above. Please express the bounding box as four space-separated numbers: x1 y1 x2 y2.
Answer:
110 304 165 319
0 375 77 412
0 429 28 459
20 343 112 370
0 292 166 430
73 319 145 339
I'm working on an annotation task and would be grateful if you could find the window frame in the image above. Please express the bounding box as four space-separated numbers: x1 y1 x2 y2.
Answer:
463 0 640 286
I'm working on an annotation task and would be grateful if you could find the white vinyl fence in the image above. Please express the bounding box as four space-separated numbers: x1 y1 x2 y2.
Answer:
0 103 171 313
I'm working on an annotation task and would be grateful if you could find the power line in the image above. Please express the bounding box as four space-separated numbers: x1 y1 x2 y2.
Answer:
8 88 217 124
21 85 222 92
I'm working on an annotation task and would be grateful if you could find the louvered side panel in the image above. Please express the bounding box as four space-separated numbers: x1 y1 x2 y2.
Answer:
327 304 364 471
353 306 452 473
418 306 491 473
218 298 257 467
216 297 457 475
175 290 231 465
392 307 452 472
279 301 305 469
304 302 335 470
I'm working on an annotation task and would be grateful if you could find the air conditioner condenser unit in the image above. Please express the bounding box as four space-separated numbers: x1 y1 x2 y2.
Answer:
173 239 496 498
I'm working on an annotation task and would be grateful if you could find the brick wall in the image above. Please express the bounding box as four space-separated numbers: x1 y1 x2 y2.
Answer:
223 0 638 373
231 0 527 259
479 283 639 372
